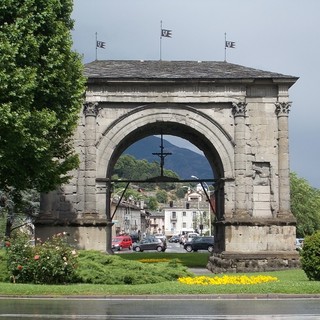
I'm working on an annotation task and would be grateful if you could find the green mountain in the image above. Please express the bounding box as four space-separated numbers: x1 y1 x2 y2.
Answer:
124 136 213 180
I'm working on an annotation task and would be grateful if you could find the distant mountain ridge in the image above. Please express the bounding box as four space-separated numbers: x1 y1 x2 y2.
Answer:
124 136 213 180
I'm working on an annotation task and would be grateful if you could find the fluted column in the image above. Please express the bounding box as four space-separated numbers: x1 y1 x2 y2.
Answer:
83 102 100 213
275 102 291 216
232 102 248 217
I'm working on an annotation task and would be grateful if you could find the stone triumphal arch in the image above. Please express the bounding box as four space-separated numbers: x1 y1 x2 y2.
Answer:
36 60 300 272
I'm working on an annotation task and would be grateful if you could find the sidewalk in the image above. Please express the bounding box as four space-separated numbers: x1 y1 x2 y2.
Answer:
188 268 212 275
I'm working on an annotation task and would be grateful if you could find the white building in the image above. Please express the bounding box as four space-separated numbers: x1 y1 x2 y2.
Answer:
163 190 212 236
111 199 150 237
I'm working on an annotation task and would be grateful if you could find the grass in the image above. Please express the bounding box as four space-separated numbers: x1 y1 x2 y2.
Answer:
0 252 319 296
0 269 319 296
120 252 210 268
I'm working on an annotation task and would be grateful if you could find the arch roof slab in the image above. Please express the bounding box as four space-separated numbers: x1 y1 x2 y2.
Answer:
84 60 298 86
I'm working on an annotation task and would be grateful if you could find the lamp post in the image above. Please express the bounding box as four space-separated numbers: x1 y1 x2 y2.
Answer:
191 175 211 236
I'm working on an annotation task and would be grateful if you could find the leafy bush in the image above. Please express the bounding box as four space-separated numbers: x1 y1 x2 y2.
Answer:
3 237 192 285
300 230 320 281
75 250 192 285
6 232 78 284
0 248 10 282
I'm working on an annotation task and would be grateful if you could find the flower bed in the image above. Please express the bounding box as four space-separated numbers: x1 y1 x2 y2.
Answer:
178 275 278 285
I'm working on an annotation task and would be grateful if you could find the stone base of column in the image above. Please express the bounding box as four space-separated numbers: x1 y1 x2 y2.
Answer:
207 251 300 273
35 221 108 251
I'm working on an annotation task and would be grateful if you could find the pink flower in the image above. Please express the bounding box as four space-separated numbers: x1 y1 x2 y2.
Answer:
34 255 40 260
5 241 10 247
17 265 23 271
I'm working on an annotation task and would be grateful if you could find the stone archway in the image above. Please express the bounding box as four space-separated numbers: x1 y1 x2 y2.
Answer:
36 60 300 272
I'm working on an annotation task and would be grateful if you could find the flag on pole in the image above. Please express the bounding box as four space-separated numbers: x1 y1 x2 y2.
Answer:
161 29 172 38
96 40 106 49
225 41 235 48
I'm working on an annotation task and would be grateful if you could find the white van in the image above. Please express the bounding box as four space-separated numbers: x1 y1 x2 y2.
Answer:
186 232 200 243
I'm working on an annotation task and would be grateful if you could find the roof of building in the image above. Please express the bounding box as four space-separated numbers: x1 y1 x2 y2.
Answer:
84 60 298 84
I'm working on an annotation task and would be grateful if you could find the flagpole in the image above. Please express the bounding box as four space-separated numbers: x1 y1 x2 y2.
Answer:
160 20 162 61
224 32 227 62
95 32 98 60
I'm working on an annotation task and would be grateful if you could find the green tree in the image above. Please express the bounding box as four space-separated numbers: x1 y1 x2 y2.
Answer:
300 231 320 281
290 172 320 237
148 197 158 211
156 190 168 204
0 189 39 239
113 155 179 190
0 0 85 197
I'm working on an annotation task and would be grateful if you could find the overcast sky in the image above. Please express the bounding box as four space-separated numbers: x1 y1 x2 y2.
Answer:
71 0 320 188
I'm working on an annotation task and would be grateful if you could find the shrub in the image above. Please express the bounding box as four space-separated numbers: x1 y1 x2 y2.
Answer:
75 250 192 285
0 248 10 282
300 230 320 281
6 232 78 284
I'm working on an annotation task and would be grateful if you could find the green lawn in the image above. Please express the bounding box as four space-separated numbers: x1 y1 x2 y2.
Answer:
0 252 319 297
120 251 210 268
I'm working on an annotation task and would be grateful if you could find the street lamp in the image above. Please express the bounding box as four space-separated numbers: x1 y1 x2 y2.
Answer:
191 175 211 235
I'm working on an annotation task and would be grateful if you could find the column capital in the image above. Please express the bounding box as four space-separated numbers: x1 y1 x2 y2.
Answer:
83 101 100 117
232 102 247 117
275 101 291 117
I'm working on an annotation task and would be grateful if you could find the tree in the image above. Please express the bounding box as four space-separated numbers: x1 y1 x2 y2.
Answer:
300 231 320 281
0 0 85 197
113 154 179 190
290 172 320 238
148 197 158 211
1 187 40 240
156 190 168 204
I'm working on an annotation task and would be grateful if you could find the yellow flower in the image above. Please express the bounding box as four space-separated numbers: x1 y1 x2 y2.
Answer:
138 258 171 263
178 275 278 285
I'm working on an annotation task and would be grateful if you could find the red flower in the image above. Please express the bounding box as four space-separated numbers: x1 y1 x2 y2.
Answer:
5 241 10 247
34 255 40 260
17 265 23 271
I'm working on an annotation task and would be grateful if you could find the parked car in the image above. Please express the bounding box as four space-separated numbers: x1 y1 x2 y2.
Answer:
112 236 132 251
129 233 140 243
133 236 166 252
154 233 167 244
169 235 180 243
180 232 199 245
186 232 200 242
295 238 304 251
184 236 214 253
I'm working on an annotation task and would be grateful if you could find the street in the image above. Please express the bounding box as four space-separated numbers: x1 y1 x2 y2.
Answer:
0 297 320 319
115 241 194 254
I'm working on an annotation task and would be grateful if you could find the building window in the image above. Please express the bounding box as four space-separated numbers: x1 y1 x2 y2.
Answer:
172 212 176 219
183 222 186 228
182 211 186 217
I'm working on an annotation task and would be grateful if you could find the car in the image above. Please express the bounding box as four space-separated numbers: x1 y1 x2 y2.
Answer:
186 232 200 243
112 236 132 251
129 233 140 243
179 232 199 245
184 236 215 253
133 236 166 252
168 235 180 243
154 233 167 244
295 238 304 250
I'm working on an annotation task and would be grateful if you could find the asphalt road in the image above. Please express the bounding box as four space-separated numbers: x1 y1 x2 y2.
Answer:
0 297 320 319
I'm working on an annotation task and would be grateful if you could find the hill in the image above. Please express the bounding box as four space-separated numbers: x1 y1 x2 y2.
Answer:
123 136 213 180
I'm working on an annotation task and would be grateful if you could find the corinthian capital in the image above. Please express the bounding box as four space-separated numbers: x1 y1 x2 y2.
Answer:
275 102 291 117
83 102 100 117
232 102 247 117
